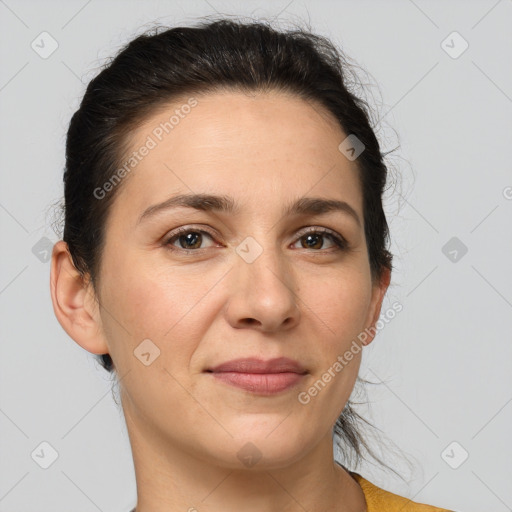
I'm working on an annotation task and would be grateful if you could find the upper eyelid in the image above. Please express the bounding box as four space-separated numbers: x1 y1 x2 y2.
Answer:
166 224 344 238
164 225 347 247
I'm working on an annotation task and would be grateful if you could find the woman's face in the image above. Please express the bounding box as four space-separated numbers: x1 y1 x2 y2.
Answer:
74 90 388 468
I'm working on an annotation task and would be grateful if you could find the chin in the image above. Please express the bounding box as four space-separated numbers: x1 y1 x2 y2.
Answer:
205 429 313 471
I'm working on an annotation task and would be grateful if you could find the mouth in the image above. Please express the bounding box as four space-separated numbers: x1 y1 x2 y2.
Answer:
204 357 308 395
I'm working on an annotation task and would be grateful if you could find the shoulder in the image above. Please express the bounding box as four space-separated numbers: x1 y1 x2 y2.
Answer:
349 472 454 512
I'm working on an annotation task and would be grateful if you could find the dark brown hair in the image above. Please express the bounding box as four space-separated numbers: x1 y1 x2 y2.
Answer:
55 16 404 476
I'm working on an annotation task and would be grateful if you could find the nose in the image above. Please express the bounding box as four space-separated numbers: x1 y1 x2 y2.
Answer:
225 241 300 332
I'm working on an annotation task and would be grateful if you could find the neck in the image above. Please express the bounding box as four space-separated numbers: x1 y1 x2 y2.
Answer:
123 407 366 512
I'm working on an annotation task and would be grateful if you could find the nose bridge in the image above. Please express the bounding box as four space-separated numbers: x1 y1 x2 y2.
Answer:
236 230 289 287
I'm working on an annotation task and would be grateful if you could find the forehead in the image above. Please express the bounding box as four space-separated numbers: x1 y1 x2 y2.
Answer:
110 89 362 222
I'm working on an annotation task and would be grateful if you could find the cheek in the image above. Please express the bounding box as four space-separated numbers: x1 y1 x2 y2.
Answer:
102 258 224 366
295 270 371 425
304 266 372 344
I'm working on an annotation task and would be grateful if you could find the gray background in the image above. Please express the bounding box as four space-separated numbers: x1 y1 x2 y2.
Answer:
1 1 511 511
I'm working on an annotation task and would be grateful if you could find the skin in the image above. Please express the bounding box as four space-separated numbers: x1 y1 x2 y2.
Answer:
50 90 390 512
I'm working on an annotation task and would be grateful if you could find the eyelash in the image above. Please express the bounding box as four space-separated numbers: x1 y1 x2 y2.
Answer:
163 226 349 254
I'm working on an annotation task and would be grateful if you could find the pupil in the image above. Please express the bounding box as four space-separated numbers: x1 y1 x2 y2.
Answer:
181 232 201 249
303 234 322 249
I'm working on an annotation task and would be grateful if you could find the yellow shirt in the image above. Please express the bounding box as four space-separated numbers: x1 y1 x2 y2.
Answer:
349 472 454 511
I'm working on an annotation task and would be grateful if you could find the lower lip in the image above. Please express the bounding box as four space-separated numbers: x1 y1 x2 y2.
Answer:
209 372 305 394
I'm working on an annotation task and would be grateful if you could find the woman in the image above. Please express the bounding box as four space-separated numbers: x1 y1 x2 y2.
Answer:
50 18 454 511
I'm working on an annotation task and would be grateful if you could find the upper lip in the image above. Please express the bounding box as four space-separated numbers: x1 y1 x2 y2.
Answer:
206 357 307 374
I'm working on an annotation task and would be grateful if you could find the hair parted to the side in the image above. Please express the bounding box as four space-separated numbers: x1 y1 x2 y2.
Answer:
52 15 410 479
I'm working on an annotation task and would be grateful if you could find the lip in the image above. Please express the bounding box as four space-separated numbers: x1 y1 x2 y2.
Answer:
207 357 307 374
205 357 308 395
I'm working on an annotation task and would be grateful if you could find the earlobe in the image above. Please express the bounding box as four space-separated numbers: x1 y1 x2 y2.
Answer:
50 240 109 355
361 266 391 346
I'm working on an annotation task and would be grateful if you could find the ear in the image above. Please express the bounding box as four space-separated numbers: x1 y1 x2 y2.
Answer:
361 265 391 346
50 240 109 355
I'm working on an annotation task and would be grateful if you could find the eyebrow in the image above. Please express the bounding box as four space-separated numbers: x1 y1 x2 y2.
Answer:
137 193 361 227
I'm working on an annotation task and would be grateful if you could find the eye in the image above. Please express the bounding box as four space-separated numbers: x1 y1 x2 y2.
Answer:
291 227 348 251
164 227 218 252
163 226 349 254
